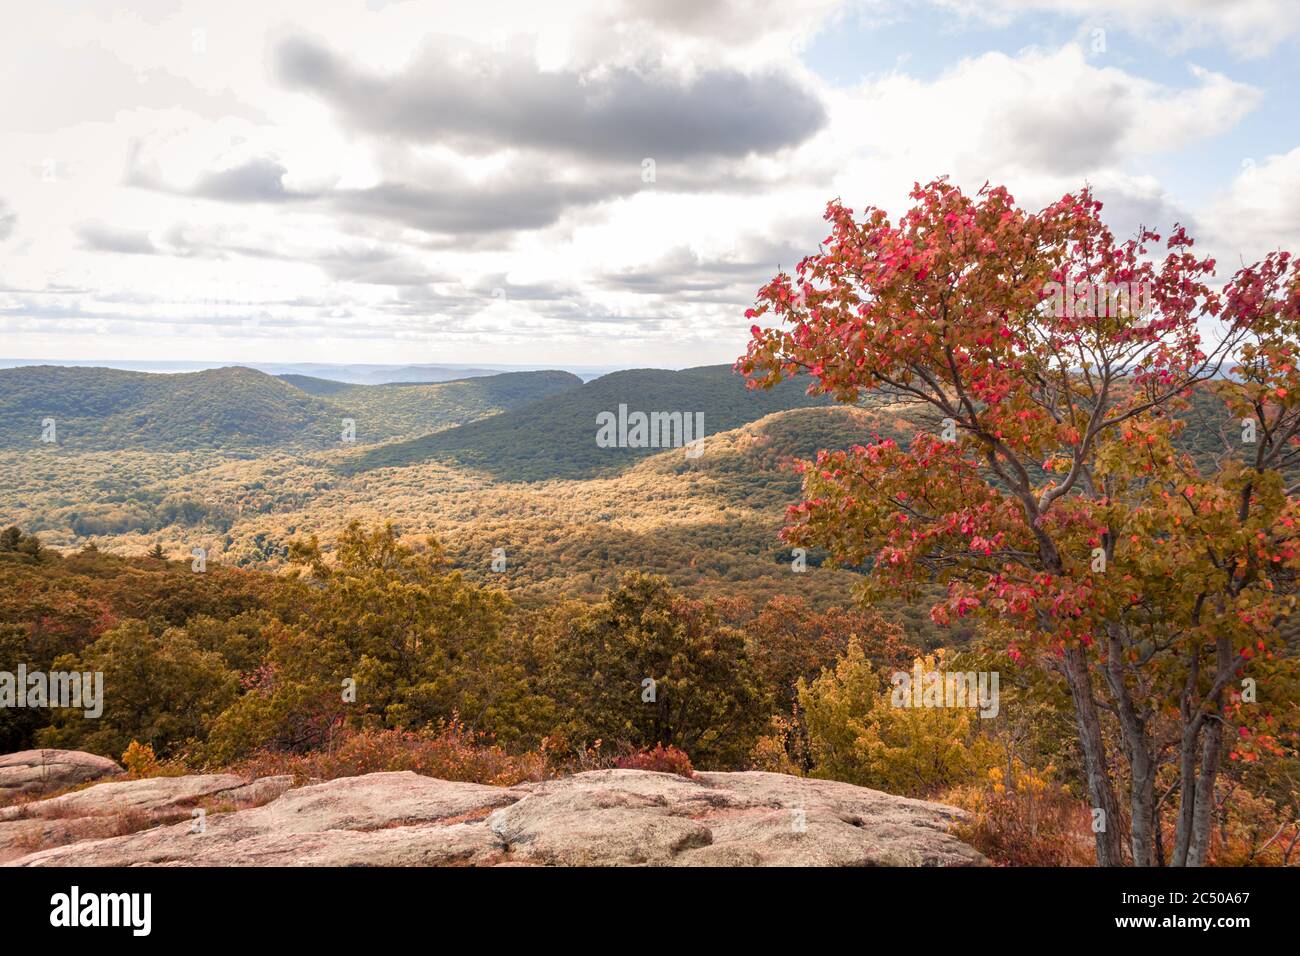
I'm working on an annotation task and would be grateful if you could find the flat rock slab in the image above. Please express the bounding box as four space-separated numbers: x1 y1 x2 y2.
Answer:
0 772 292 822
0 767 296 863
0 749 123 800
7 768 986 867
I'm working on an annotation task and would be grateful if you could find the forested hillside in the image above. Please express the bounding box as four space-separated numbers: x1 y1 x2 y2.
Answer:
0 365 582 452
343 365 843 479
1 364 1297 867
325 370 583 440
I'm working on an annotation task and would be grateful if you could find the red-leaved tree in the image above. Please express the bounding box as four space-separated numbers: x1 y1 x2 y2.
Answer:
739 179 1300 866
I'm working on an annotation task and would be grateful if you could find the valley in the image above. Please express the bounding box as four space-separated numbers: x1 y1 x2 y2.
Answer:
0 363 946 629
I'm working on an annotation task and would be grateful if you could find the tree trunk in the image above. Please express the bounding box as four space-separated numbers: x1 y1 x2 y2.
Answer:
1172 723 1200 865
1174 635 1230 866
1103 627 1156 865
1188 716 1223 866
1063 644 1126 866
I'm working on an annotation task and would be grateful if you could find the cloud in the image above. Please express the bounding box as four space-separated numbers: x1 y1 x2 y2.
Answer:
597 240 811 297
128 138 789 241
329 176 623 236
78 215 450 288
191 157 302 203
930 0 1300 57
275 33 826 161
1 1 1289 368
832 46 1259 185
307 244 445 287
0 40 263 134
0 199 15 242
1082 177 1193 244
76 222 160 256
1202 147 1300 263
126 149 315 205
609 0 843 40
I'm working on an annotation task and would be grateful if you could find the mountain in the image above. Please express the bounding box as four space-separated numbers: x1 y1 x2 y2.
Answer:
276 374 354 397
274 363 508 385
318 370 583 440
342 364 846 479
0 359 509 385
354 365 505 385
0 365 347 452
0 365 583 452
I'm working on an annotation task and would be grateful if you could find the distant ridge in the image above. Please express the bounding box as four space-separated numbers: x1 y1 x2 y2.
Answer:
0 365 582 451
342 364 839 480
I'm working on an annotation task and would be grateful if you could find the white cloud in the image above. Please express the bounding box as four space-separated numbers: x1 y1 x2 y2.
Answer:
0 0 1289 366
1202 147 1300 263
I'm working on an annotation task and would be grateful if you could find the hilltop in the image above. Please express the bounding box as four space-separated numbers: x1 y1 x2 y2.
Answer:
343 364 844 479
0 365 581 453
321 370 583 440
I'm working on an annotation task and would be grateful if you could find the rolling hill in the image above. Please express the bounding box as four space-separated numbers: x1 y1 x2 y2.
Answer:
276 374 354 397
316 370 584 440
0 365 348 452
342 364 850 480
0 365 583 453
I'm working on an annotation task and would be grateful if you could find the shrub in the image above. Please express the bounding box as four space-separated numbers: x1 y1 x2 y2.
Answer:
748 708 811 776
544 573 769 768
121 740 189 779
229 722 551 787
798 643 1002 797
38 620 238 759
121 741 159 778
947 763 1096 866
615 744 694 777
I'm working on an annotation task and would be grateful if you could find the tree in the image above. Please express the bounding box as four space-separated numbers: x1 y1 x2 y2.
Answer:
739 178 1300 865
0 525 42 560
206 520 544 762
545 573 769 766
40 619 238 758
746 594 918 711
147 543 166 560
798 642 1000 795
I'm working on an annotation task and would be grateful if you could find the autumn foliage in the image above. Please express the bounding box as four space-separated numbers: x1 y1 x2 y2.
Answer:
740 178 1300 866
615 744 695 777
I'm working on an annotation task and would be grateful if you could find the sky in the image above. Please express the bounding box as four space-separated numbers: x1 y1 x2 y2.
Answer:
1 0 1298 370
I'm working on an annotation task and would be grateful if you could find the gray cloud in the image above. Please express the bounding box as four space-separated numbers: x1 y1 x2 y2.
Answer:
1094 187 1194 244
994 90 1133 175
602 249 760 294
75 212 443 288
130 147 787 243
276 34 825 162
330 176 625 235
125 145 622 235
608 0 835 42
598 238 812 301
126 150 314 205
76 222 160 255
308 244 444 286
191 157 302 203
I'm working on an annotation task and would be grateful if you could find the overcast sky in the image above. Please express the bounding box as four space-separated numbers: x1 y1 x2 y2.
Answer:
2 0 1298 369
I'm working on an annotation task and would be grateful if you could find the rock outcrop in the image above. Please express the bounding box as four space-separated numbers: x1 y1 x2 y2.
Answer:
4 759 985 867
0 749 124 800
0 766 294 863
